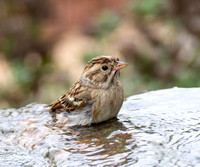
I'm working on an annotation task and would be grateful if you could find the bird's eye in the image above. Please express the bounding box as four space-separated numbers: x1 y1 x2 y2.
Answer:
102 65 108 71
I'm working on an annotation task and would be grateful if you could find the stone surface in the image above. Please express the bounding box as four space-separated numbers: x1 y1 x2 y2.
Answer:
0 87 200 167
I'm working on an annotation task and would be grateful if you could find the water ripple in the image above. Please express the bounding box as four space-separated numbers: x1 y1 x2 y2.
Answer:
0 87 200 166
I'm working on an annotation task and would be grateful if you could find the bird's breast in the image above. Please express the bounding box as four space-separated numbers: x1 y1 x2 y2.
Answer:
91 82 124 123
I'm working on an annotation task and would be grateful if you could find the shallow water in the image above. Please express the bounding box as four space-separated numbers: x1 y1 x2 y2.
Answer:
0 87 200 167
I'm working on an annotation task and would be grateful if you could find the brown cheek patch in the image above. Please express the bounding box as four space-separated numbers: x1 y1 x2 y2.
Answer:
86 69 108 83
93 73 108 84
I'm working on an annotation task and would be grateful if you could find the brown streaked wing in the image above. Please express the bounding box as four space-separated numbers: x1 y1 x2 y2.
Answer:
50 80 93 113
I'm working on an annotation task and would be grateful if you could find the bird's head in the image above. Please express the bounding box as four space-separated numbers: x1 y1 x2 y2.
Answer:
81 56 128 89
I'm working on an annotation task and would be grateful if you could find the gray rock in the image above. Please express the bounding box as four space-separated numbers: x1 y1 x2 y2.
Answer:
0 87 200 167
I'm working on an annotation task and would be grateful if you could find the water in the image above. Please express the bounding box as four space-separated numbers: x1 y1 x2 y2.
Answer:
0 87 200 167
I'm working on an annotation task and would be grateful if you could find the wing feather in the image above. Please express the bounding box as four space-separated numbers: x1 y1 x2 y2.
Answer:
50 80 93 113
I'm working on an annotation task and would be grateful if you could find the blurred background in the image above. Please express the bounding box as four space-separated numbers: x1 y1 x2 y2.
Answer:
0 0 200 108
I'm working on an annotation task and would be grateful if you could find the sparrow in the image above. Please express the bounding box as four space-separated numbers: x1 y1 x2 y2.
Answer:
50 56 128 126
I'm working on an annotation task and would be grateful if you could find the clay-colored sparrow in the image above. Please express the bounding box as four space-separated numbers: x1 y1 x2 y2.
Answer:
50 56 128 126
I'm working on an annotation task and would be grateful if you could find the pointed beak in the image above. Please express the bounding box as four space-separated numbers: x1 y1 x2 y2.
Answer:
113 61 128 71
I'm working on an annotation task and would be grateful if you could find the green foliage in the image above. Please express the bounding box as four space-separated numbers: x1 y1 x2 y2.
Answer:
12 61 33 89
94 10 121 39
0 38 16 57
174 69 200 87
130 0 164 16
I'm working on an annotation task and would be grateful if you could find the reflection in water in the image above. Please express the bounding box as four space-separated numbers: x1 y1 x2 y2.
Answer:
0 88 200 166
47 118 136 166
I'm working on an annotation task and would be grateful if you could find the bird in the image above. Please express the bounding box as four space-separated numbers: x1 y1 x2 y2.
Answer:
49 56 128 126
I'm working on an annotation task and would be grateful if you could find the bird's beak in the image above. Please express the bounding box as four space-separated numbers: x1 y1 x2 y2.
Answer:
113 61 128 71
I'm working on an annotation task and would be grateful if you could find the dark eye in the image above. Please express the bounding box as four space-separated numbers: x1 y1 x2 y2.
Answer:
102 65 108 71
